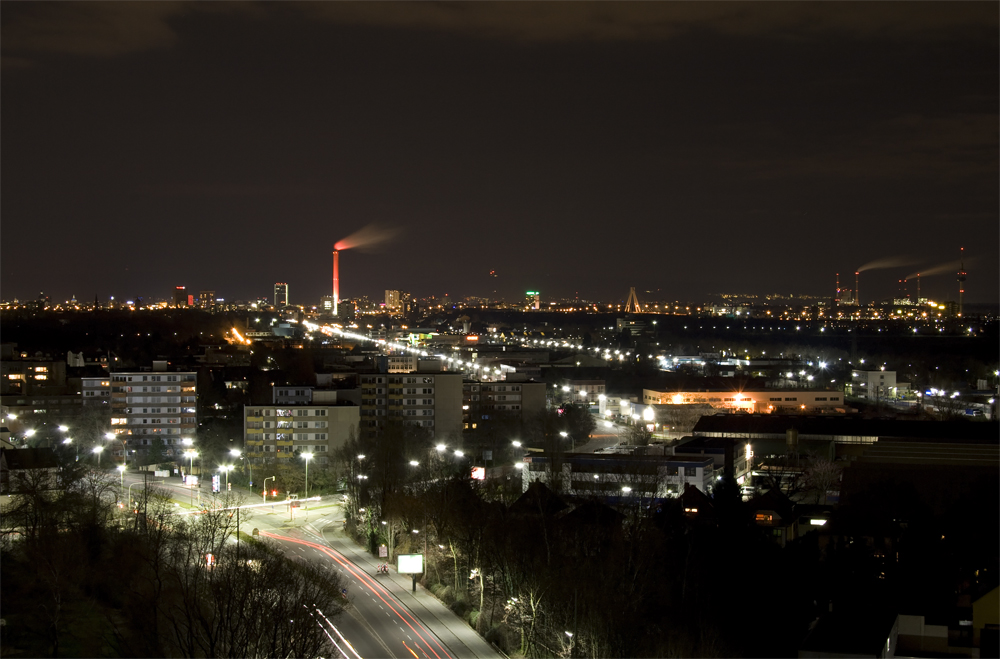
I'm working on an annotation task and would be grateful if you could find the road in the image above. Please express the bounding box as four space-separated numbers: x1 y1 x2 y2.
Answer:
120 473 501 659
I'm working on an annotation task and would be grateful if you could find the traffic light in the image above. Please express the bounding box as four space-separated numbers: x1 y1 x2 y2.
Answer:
272 489 278 496
227 482 231 491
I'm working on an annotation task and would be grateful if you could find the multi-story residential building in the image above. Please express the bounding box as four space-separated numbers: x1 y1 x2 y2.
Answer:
462 380 546 430
385 354 418 373
81 376 111 406
359 372 462 438
521 451 716 496
243 404 359 465
1 356 67 396
385 290 401 311
273 385 313 405
109 371 197 457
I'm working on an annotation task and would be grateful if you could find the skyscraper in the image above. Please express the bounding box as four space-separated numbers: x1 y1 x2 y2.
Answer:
274 282 289 308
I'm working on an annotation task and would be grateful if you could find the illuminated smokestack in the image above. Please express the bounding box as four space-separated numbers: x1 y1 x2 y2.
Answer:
916 273 921 304
855 271 860 306
957 247 966 316
835 273 841 304
333 249 340 317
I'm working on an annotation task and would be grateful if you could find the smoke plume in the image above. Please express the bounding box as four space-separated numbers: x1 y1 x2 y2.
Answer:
856 255 921 272
334 223 402 252
905 257 978 280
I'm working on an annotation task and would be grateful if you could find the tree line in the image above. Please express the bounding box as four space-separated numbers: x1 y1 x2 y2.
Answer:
1 457 346 658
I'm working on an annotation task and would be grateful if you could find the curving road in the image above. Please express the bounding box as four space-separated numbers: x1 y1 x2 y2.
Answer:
120 473 500 659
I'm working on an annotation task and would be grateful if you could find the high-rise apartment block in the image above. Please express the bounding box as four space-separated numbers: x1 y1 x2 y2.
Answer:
385 290 401 311
243 404 359 465
359 373 462 437
110 371 198 457
462 380 546 430
82 376 112 406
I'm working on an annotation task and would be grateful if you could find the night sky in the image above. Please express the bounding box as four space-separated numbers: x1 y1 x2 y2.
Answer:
2 2 997 305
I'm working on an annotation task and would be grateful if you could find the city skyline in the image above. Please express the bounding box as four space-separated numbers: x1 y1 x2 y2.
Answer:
2 2 997 304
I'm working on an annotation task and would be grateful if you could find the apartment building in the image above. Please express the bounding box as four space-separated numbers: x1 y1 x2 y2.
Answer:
81 376 112 406
359 372 462 438
109 371 197 457
243 404 359 464
462 380 546 430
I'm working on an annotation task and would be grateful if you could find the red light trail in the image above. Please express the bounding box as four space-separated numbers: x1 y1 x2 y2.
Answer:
260 530 452 659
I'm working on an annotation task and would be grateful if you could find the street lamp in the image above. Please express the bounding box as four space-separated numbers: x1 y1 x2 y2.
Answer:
302 452 313 511
231 449 252 487
117 464 126 491
106 431 127 467
92 445 104 467
219 465 233 492
183 450 198 506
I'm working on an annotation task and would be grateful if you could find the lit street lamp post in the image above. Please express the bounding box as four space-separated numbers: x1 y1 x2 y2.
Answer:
92 445 104 468
302 452 313 512
230 449 252 488
106 432 127 467
184 450 198 506
220 465 233 492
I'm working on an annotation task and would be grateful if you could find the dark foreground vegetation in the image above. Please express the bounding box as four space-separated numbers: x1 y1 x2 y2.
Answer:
0 461 345 658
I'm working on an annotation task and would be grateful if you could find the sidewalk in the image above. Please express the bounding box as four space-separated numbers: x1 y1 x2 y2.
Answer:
315 515 503 659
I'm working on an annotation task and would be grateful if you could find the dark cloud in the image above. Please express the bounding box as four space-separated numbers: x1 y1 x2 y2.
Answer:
715 112 999 181
4 1 995 67
302 2 996 43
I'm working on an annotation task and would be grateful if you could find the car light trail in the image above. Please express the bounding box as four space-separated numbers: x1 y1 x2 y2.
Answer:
313 605 363 659
261 531 452 659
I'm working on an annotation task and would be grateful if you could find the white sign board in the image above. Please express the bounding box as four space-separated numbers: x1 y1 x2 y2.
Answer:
397 554 424 575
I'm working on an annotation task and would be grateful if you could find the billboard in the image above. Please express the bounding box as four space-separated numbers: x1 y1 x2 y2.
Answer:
397 554 424 574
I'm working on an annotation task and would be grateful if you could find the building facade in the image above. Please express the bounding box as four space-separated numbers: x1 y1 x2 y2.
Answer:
642 389 847 414
462 380 546 431
82 376 112 406
359 372 462 438
849 370 907 400
274 282 289 307
110 371 197 457
243 404 359 464
521 452 716 497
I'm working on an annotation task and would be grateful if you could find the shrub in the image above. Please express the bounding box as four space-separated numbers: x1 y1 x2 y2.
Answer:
449 599 470 618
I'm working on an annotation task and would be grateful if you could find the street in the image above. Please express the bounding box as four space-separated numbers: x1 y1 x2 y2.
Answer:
120 472 501 659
